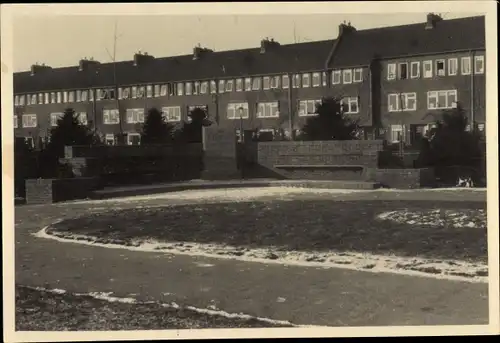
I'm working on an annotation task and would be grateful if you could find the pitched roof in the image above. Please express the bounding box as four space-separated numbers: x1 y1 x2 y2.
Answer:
331 15 485 67
13 39 334 93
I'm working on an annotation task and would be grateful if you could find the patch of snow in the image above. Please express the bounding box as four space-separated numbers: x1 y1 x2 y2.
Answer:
194 263 215 268
34 226 488 284
377 209 486 229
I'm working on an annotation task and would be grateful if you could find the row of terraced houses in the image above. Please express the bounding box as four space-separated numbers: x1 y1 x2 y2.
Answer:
13 13 486 148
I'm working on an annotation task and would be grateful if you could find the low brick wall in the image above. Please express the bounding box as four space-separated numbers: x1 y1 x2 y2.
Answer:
365 168 435 189
248 140 383 180
25 177 101 204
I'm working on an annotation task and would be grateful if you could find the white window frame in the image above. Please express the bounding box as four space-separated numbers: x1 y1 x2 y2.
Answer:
474 55 485 74
251 77 261 90
312 72 321 87
342 97 359 114
353 68 363 83
322 72 328 86
236 78 243 92
81 90 88 102
423 60 433 78
210 80 217 94
332 70 341 84
56 92 62 103
201 81 209 94
44 93 50 104
256 101 279 118
387 63 396 80
50 112 64 127
244 78 252 91
77 112 88 125
14 115 18 128
127 132 141 146
263 76 271 90
302 73 311 88
298 99 321 117
388 93 417 112
427 90 458 110
448 58 458 76
225 80 234 92
22 114 37 128
282 74 289 89
131 86 137 98
461 57 471 75
390 124 404 144
227 102 249 120
103 109 120 125
292 74 301 88
177 83 184 96
271 76 280 89
343 69 353 84
146 85 153 98
193 81 201 95
62 91 68 103
162 106 182 122
435 59 446 76
126 108 145 124
398 63 409 80
153 84 161 97
410 61 420 79
68 91 75 103
105 134 115 146
185 82 193 95
25 137 34 148
14 95 19 106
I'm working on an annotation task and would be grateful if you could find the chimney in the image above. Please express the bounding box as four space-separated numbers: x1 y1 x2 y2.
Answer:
338 21 356 38
192 45 214 60
78 57 100 71
425 13 443 30
133 51 155 66
30 63 52 76
260 38 280 54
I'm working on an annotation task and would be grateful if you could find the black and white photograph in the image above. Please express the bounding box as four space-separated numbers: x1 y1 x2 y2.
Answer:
2 2 498 341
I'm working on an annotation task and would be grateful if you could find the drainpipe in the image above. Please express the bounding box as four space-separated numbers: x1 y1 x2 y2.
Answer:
287 72 293 139
470 50 475 132
368 60 373 139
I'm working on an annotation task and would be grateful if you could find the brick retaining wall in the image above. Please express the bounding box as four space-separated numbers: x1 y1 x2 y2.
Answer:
365 168 436 189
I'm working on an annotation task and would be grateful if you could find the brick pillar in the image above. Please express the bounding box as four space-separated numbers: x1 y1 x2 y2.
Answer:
201 126 241 180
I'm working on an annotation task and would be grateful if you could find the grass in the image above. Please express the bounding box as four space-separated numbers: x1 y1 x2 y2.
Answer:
15 285 291 331
48 199 487 263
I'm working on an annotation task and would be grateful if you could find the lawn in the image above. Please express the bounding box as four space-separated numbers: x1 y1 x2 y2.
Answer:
47 199 487 263
15 285 291 331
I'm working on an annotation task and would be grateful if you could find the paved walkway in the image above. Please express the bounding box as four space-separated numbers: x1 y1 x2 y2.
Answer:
15 189 488 326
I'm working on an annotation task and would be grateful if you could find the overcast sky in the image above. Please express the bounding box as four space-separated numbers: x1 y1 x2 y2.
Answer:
11 5 480 72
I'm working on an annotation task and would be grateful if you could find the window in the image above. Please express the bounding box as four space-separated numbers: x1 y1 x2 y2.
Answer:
131 86 137 98
390 124 404 143
186 105 208 122
22 114 37 128
271 76 280 89
103 109 120 124
68 91 75 102
263 77 271 90
14 115 18 128
256 102 279 118
77 112 88 125
218 80 225 93
25 94 31 105
388 93 417 112
435 60 445 76
312 72 321 87
154 84 161 97
201 81 209 94
410 62 420 79
19 95 26 105
160 84 168 97
25 137 34 149
126 108 145 124
341 97 359 114
44 93 50 104
282 74 289 89
162 106 181 122
185 82 192 95
81 90 88 102
387 63 396 80
236 79 243 92
461 57 471 75
322 72 328 86
244 78 252 91
427 90 458 110
168 84 175 96
210 80 217 94
448 58 458 76
298 99 321 116
62 91 68 103
177 83 184 96
14 95 19 106
423 61 433 78
478 123 485 132
353 68 363 83
194 81 201 95
136 86 145 98
38 93 44 104
99 88 115 100
50 92 56 103
292 74 301 88
398 63 408 80
146 85 153 98
251 77 261 90
56 92 62 103
119 87 130 99
50 112 64 126
302 73 311 87
332 70 341 84
474 55 485 74
225 80 234 92
127 133 141 146
76 90 82 102
226 102 249 119
343 69 352 84
105 134 115 146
